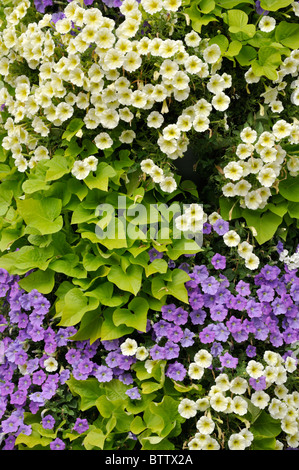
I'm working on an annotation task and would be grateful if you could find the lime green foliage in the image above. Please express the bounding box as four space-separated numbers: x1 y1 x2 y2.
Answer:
183 0 297 79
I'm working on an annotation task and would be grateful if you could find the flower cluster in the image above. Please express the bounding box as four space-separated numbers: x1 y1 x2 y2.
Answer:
180 349 299 450
278 242 299 271
222 118 299 210
1 237 299 450
175 208 260 270
0 0 233 193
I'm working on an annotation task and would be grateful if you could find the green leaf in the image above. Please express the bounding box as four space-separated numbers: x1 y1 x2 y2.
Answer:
66 376 104 411
216 0 254 7
251 46 281 80
83 429 106 450
276 21 299 49
251 436 277 450
130 416 146 435
225 40 242 57
107 264 143 295
45 154 72 181
219 196 243 220
167 268 190 303
15 427 52 448
58 288 99 327
209 34 229 53
49 254 87 278
113 296 149 332
236 45 257 65
227 9 248 29
70 309 103 344
17 197 63 235
242 209 282 244
145 258 168 277
288 201 299 219
18 269 55 294
87 282 130 307
0 245 54 275
250 410 281 444
198 0 215 13
260 0 293 11
62 118 84 142
84 162 116 191
100 308 134 341
279 175 299 201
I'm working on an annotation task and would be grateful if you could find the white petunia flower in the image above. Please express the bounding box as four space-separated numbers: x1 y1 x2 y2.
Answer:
84 155 98 172
178 398 198 418
44 357 58 372
244 190 263 210
141 0 163 14
230 376 248 395
185 31 201 47
210 392 229 412
72 160 90 180
94 132 113 150
223 161 243 181
232 396 248 416
120 338 138 356
135 346 149 361
159 176 177 193
228 433 247 450
257 167 277 187
201 436 220 450
222 182 237 197
196 416 215 435
188 362 204 380
203 44 221 64
234 179 252 196
240 126 257 144
251 390 270 409
272 119 292 140
212 92 230 111
119 129 136 144
237 241 253 259
196 397 210 412
194 349 213 368
259 15 276 32
246 360 264 379
244 252 260 270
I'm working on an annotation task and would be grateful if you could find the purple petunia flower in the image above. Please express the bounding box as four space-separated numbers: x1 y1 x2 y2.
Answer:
125 387 141 400
190 308 207 325
150 344 166 360
201 276 220 295
166 361 186 381
93 365 113 382
50 438 65 450
149 248 163 262
172 307 189 325
42 414 55 430
180 328 195 348
249 376 267 391
255 0 269 15
213 218 229 235
161 303 177 322
199 325 216 344
3 435 16 450
211 253 226 270
219 352 238 369
73 418 89 434
213 322 230 342
210 341 223 356
246 345 257 358
34 0 53 13
164 341 180 359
